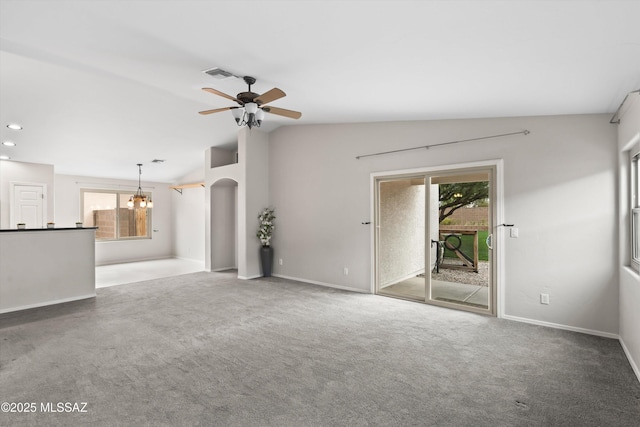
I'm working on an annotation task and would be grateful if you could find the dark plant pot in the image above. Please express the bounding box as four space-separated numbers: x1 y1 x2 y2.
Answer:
260 246 274 277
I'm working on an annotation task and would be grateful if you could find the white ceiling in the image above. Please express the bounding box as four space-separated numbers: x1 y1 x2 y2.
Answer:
1 0 639 182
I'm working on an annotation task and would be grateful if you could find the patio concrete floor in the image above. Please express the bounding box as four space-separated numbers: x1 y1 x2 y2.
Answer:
379 276 489 308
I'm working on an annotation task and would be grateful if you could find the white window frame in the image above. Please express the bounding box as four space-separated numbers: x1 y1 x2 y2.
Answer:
80 188 152 241
631 147 640 271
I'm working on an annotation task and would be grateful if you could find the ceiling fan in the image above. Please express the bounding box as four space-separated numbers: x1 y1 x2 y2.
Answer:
199 76 302 129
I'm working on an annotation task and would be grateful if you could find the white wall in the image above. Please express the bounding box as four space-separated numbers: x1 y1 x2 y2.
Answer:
269 114 619 336
54 174 173 265
616 91 640 380
172 167 205 262
378 179 425 286
238 128 269 279
0 160 54 228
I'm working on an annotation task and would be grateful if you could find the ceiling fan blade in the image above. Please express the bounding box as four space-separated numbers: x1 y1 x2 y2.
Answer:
254 88 286 105
262 106 302 119
198 106 234 115
202 87 238 103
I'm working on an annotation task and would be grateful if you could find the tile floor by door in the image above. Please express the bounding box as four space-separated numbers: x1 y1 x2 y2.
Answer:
95 258 205 288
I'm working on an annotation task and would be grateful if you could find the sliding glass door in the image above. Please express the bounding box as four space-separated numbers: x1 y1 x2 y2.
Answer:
375 166 496 316
376 176 427 300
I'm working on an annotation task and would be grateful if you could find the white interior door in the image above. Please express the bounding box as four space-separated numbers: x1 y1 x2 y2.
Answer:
13 184 45 228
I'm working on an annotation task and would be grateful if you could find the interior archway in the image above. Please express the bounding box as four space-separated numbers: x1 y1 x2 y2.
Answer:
210 178 238 273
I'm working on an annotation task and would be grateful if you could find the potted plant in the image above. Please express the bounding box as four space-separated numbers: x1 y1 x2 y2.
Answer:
257 207 275 277
17 223 26 229
47 222 55 229
76 221 83 228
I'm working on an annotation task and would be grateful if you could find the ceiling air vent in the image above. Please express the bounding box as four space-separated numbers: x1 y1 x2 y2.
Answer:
202 67 237 80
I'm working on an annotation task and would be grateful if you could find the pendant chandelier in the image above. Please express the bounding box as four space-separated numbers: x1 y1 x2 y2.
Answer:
127 163 153 209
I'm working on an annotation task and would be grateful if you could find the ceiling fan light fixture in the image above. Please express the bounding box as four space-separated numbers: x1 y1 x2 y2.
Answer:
231 108 244 123
244 103 259 129
245 102 258 114
256 109 265 127
246 114 256 129
200 75 301 129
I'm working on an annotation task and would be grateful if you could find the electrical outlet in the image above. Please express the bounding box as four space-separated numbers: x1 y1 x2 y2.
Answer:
343 267 349 276
540 293 550 304
279 258 283 266
510 227 519 238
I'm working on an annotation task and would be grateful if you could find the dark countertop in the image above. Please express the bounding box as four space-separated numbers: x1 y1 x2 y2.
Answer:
0 227 98 233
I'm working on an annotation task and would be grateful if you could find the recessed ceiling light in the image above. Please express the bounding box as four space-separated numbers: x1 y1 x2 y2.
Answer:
6 123 22 130
0 155 11 160
2 141 16 147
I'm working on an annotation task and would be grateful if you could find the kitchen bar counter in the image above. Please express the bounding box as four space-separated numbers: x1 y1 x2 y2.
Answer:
0 226 97 232
0 227 96 313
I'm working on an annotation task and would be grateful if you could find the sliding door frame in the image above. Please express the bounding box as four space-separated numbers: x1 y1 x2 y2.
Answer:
370 159 505 318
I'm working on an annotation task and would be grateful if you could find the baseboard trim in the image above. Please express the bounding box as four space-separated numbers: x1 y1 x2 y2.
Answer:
211 266 236 272
502 314 619 339
381 268 425 288
0 293 97 314
620 337 640 383
272 274 369 294
96 255 173 267
174 256 206 264
237 274 262 280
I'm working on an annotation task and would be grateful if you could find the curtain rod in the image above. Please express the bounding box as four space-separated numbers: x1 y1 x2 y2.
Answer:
355 130 530 160
610 89 640 124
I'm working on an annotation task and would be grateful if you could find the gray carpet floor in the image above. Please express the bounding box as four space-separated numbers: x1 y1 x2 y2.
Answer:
1 271 639 426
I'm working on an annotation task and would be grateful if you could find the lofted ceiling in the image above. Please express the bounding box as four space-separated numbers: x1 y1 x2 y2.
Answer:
1 0 639 182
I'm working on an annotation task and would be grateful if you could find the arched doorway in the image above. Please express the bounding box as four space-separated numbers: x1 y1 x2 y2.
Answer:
210 178 238 272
